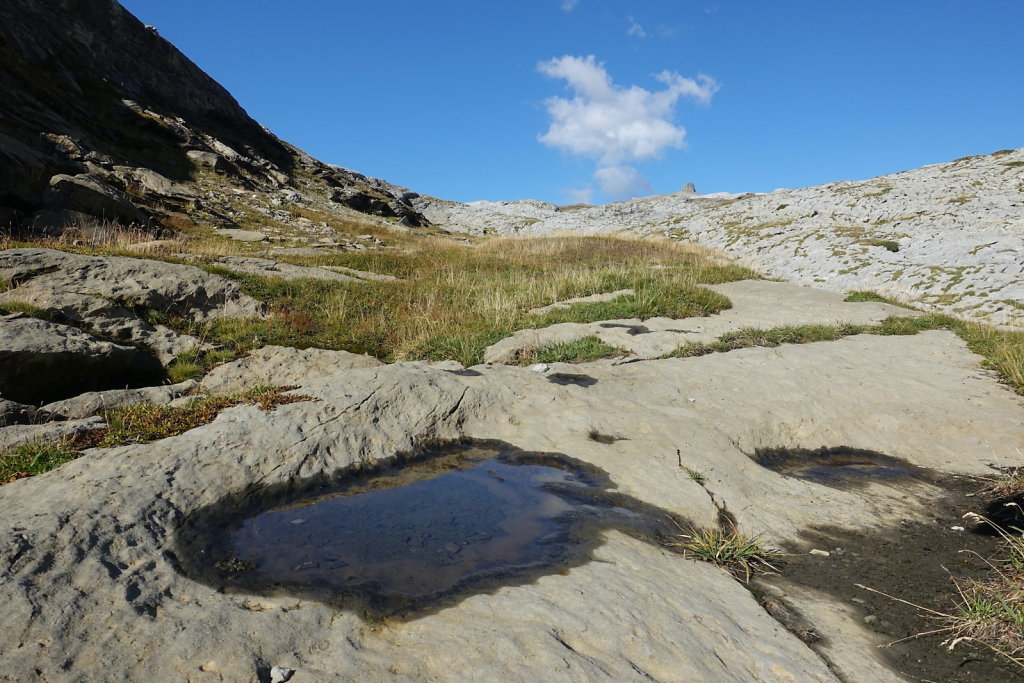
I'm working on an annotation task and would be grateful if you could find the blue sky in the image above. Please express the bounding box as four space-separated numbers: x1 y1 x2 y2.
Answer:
120 1 1023 205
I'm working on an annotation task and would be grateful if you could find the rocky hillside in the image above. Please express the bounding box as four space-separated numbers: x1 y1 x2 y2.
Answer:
0 0 426 239
415 149 1024 327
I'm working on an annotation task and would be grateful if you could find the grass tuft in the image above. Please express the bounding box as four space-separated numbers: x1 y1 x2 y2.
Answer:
943 513 1024 665
667 525 779 582
843 290 911 307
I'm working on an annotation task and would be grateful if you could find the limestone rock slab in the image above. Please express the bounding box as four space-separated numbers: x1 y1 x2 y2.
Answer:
214 256 361 281
0 332 1021 680
199 345 383 394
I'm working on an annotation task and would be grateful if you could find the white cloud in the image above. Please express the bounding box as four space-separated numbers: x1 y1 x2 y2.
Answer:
627 16 647 38
560 0 579 11
594 166 651 200
537 55 717 166
537 55 717 201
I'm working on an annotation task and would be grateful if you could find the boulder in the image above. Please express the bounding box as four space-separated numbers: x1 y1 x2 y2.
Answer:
212 228 268 242
199 345 382 395
186 150 231 173
0 314 165 404
113 166 196 200
42 173 148 226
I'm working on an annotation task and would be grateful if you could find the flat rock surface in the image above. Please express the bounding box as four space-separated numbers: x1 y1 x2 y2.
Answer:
214 256 364 282
320 265 400 282
199 345 383 394
0 248 267 362
416 149 1024 328
212 229 269 242
1 328 1021 681
485 279 915 363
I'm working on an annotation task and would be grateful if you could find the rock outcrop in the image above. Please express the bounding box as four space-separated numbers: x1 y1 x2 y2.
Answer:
0 314 165 404
0 415 106 450
0 248 266 361
0 0 427 234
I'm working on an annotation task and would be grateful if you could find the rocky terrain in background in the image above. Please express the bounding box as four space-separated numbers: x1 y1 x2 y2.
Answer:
415 149 1024 327
0 0 428 243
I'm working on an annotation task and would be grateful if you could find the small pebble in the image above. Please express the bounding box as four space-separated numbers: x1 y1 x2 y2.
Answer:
863 615 877 625
809 549 830 557
531 363 550 373
951 525 965 531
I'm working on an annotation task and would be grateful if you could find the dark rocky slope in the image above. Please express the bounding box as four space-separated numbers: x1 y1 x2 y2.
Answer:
0 0 425 233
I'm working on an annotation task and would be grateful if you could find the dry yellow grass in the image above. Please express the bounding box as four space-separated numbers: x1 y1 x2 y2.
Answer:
188 233 753 366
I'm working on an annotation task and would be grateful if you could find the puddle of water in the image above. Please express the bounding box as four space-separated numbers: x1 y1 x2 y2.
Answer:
172 441 672 618
754 446 920 488
547 373 598 387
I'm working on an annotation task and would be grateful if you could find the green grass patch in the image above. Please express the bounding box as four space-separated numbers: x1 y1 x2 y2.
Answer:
843 290 912 307
519 336 626 365
1 440 81 485
0 301 52 318
673 323 862 357
166 347 239 384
